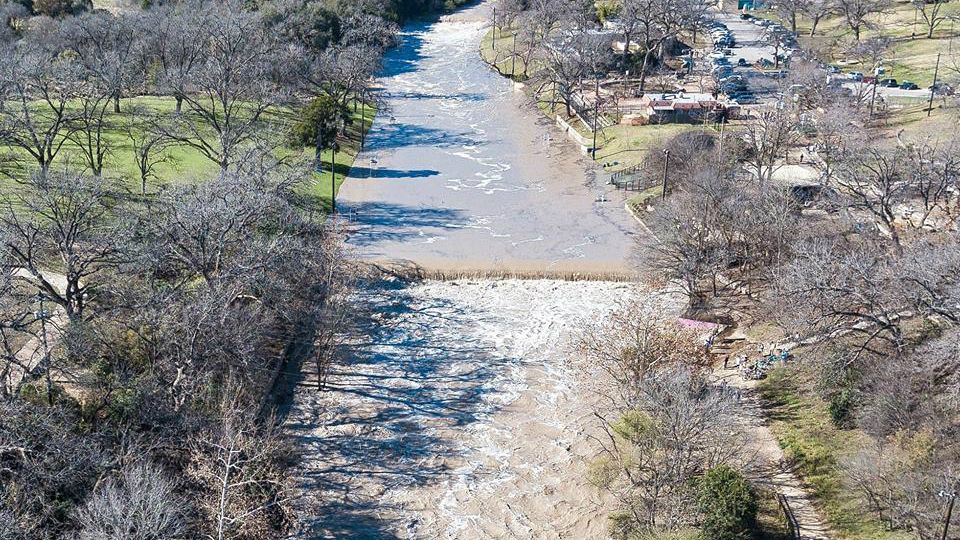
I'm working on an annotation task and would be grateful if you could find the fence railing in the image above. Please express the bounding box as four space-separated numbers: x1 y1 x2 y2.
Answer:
777 493 802 540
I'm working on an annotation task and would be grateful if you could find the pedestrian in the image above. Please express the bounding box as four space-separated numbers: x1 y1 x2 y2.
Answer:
800 153 804 163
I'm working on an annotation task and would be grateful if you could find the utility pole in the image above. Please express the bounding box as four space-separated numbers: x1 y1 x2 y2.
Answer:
661 148 670 199
592 77 600 160
717 119 726 174
360 93 366 150
330 141 339 215
928 52 941 117
510 32 516 78
941 491 956 540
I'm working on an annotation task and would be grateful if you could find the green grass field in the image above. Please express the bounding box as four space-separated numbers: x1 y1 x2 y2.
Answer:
759 0 960 85
0 95 377 212
758 365 912 540
480 27 529 80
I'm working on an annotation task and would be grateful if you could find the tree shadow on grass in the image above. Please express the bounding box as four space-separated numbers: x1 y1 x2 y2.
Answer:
286 279 512 538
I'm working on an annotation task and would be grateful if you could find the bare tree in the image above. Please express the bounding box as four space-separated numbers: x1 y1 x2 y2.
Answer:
158 4 290 172
140 2 208 114
741 107 803 185
0 172 127 322
911 0 950 39
60 10 142 114
589 368 748 536
836 0 891 40
0 50 83 175
834 146 910 250
577 303 711 407
801 0 837 36
188 395 289 540
74 462 185 540
124 107 173 195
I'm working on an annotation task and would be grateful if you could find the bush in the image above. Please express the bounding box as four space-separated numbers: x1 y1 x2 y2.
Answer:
30 0 90 17
288 95 346 150
828 388 854 428
696 465 758 540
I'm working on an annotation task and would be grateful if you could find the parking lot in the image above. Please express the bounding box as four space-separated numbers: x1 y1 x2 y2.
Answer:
696 12 793 105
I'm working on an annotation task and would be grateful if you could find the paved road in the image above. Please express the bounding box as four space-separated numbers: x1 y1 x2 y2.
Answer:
337 4 637 274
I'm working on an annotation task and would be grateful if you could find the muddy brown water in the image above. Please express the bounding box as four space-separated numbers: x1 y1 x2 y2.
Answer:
337 3 638 274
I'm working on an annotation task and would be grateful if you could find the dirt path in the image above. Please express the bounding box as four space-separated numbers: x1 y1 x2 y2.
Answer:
285 279 679 539
2 270 68 395
714 364 833 540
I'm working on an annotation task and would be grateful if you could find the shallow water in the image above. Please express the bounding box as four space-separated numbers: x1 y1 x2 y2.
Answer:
338 3 636 272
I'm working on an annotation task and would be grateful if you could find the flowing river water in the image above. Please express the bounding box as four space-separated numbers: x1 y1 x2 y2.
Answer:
285 4 664 539
337 2 636 273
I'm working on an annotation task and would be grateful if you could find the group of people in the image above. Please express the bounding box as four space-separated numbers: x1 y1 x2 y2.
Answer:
725 342 791 381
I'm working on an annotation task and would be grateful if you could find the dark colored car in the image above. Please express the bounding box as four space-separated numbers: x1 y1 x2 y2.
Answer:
879 78 898 87
899 81 919 90
737 58 750 67
740 13 752 19
930 82 954 95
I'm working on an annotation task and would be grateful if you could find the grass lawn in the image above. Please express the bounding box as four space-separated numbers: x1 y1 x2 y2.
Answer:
594 123 699 170
757 364 912 540
757 1 960 85
480 27 529 80
0 95 376 213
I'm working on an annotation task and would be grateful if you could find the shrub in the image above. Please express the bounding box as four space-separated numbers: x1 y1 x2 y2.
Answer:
696 465 758 540
829 388 854 428
288 95 347 149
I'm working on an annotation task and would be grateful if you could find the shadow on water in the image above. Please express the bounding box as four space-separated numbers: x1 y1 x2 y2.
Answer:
381 91 487 102
363 122 483 150
381 29 427 78
348 167 440 179
286 279 510 538
339 201 465 247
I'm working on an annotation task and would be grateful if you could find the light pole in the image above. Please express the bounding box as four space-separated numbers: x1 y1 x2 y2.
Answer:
330 141 340 215
939 490 956 540
928 52 941 117
592 77 600 160
661 148 670 199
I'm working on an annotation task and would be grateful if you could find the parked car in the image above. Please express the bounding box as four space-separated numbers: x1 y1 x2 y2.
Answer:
737 57 750 67
827 65 842 74
879 78 898 87
930 82 954 95
739 13 752 19
847 71 864 81
899 80 919 90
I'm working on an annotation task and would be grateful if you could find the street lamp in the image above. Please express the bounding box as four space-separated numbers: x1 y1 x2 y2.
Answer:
661 148 670 200
330 141 340 215
939 490 956 540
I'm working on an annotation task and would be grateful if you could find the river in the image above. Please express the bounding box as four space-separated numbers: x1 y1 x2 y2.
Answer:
337 2 636 273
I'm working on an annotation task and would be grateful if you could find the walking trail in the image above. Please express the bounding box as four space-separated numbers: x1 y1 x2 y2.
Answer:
715 362 834 540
